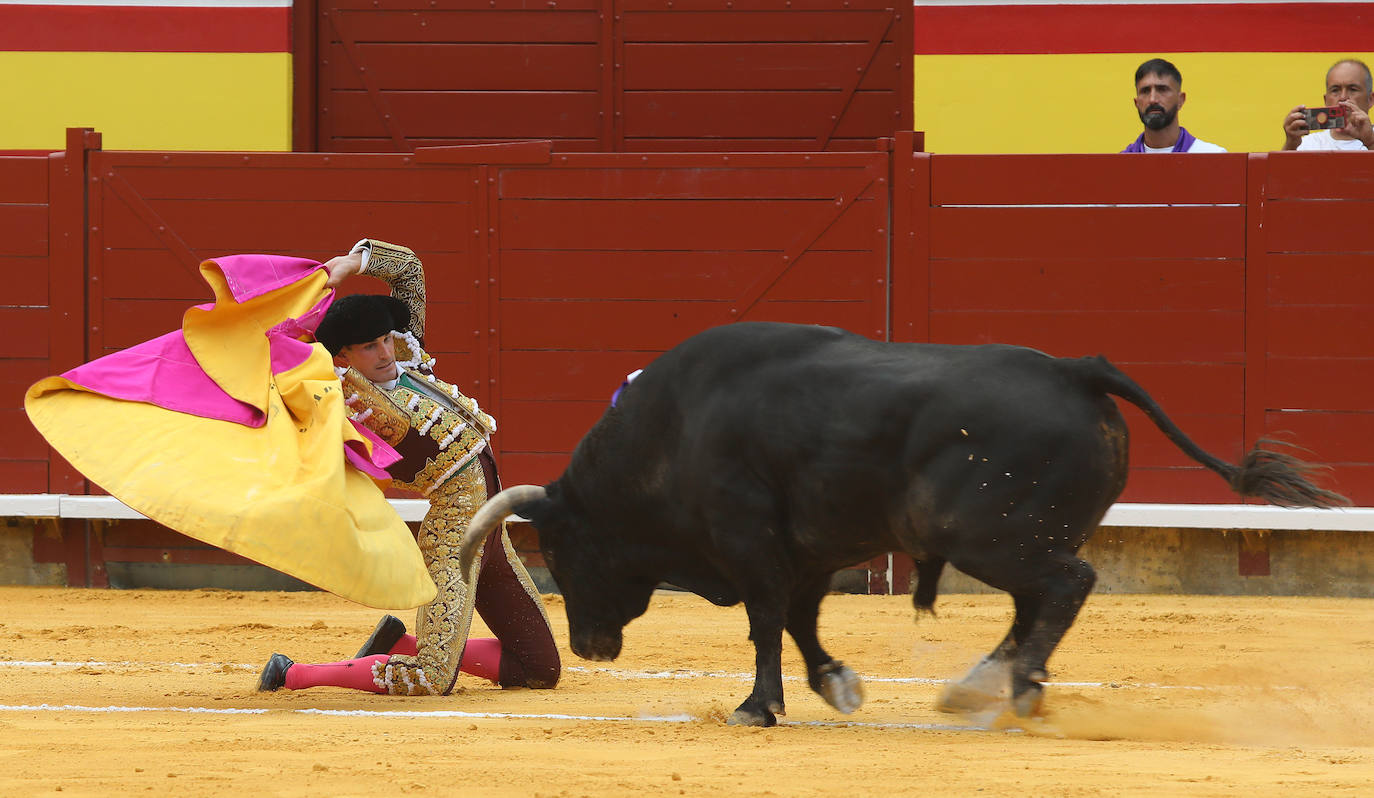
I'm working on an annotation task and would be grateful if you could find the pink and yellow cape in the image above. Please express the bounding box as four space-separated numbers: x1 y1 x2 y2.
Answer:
25 255 436 609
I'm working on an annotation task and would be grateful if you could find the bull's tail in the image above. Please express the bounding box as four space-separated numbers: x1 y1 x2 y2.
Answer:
1073 355 1349 508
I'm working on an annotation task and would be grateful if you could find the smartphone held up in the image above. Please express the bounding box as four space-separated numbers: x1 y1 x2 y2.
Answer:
1303 106 1347 130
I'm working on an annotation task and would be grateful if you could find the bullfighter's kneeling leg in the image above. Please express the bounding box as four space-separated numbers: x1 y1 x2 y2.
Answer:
257 653 391 693
472 523 561 689
373 464 489 696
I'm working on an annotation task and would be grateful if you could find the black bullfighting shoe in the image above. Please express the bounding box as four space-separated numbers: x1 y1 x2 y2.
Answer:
256 653 294 692
354 614 407 659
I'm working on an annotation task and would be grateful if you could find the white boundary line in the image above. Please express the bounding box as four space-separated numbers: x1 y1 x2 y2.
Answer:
0 703 993 731
0 660 1240 691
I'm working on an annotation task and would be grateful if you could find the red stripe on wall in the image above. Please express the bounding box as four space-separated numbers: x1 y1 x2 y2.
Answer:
2 5 288 53
914 3 1374 55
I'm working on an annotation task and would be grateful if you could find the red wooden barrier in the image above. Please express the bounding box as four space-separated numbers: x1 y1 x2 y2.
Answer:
0 152 51 493
6 133 1374 589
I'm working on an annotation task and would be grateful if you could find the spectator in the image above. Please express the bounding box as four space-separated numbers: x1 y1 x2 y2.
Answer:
1280 58 1374 151
1121 58 1226 153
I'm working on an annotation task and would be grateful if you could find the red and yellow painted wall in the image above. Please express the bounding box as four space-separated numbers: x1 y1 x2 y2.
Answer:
1 0 291 151
3 1 1374 152
913 0 1374 154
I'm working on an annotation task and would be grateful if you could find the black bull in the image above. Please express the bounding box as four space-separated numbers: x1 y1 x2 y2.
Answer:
460 322 1345 726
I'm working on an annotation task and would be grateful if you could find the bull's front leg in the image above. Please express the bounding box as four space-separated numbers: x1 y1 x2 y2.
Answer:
729 599 787 727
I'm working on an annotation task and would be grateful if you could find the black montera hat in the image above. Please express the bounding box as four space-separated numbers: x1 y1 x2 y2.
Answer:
315 294 410 355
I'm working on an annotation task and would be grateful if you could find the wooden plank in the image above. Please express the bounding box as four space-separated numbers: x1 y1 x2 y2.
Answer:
1263 152 1374 200
100 247 474 302
500 350 661 402
929 310 1245 363
1261 410 1374 465
1264 199 1374 253
499 250 877 301
0 308 47 358
1268 253 1374 305
496 451 571 488
326 91 602 139
0 158 48 204
499 299 875 349
1118 467 1240 504
931 153 1245 206
621 91 897 138
930 206 1245 259
329 136 602 152
1264 358 1374 413
0 459 46 494
623 41 901 91
0 409 47 459
324 8 601 43
1266 306 1374 358
623 9 899 42
99 197 468 253
498 197 880 251
498 399 607 452
1109 362 1244 417
1326 465 1374 506
101 164 472 203
930 258 1242 312
1119 407 1243 469
621 138 889 153
323 43 601 91
0 205 50 257
0 358 49 410
97 300 187 351
0 255 48 306
499 165 883 199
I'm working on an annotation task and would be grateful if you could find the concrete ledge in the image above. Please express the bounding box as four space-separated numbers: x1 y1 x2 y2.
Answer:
3 494 1371 531
0 495 522 525
1103 503 1374 531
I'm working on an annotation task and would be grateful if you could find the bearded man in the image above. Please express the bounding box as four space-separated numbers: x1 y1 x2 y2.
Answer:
1121 58 1226 153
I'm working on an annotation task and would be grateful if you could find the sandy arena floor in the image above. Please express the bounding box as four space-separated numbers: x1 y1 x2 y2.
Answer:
0 585 1371 796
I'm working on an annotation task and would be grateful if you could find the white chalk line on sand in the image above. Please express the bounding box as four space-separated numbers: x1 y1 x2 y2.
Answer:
0 659 1249 692
0 702 990 732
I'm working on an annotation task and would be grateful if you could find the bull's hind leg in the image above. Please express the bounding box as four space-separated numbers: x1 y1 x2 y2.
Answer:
1003 553 1096 716
936 593 1036 714
787 574 863 715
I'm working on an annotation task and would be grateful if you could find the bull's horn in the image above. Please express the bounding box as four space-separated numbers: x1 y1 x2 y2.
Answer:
459 485 548 573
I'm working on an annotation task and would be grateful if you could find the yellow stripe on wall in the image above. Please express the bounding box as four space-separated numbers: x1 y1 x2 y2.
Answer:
0 51 291 151
914 52 1374 154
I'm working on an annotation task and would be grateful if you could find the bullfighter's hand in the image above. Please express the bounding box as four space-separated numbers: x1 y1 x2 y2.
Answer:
1337 100 1374 148
1281 105 1308 150
322 251 364 289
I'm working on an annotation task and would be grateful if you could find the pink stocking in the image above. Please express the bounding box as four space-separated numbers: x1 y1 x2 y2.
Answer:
283 655 388 693
388 634 418 656
459 638 502 683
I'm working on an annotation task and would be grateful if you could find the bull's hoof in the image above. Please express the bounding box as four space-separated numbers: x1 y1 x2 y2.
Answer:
936 657 1011 714
817 662 864 715
1011 683 1045 717
727 698 782 727
727 708 778 727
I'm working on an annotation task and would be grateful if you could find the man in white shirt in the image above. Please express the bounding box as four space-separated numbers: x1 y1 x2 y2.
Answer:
1280 59 1374 151
1121 58 1227 153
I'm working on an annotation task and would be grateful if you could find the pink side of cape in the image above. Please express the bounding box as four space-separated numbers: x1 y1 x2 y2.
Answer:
48 253 401 473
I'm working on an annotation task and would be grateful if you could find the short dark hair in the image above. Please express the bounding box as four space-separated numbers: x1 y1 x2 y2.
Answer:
1135 58 1183 88
1327 58 1373 94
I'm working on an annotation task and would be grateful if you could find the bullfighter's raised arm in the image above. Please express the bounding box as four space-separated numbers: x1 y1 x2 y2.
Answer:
355 238 427 344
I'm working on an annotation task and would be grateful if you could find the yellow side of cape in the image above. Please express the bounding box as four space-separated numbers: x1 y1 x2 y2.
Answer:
25 266 435 610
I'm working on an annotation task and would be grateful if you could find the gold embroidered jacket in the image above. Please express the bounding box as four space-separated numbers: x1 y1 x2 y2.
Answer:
337 240 496 496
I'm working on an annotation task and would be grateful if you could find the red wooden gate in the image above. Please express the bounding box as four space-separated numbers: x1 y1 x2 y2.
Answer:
490 150 891 483
296 0 911 153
